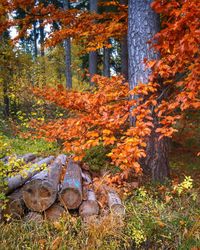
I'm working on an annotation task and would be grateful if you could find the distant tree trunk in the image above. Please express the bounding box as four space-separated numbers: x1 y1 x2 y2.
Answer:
39 20 45 56
89 0 98 85
120 0 128 81
103 46 110 77
33 21 38 58
128 0 170 182
63 0 72 89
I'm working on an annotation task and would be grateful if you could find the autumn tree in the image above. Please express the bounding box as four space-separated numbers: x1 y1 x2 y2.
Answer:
128 0 170 181
63 0 72 89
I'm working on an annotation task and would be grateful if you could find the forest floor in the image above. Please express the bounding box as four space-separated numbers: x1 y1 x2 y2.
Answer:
0 121 200 250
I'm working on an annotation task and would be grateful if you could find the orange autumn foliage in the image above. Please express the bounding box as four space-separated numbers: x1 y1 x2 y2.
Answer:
31 0 200 175
1 0 199 175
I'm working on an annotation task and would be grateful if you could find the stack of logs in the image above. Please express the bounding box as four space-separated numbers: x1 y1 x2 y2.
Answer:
0 154 125 222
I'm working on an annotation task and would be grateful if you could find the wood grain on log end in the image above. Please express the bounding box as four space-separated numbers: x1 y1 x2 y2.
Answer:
79 200 99 217
45 204 65 221
23 180 57 212
60 188 82 209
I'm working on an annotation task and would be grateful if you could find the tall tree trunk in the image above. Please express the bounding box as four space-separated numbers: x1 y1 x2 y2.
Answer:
63 0 72 89
89 0 98 86
120 0 128 81
33 21 38 58
128 0 170 182
103 46 110 77
39 20 45 56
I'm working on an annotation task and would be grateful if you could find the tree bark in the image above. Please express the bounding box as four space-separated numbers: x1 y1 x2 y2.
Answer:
89 0 98 85
39 20 45 56
128 0 170 182
59 160 82 209
63 0 72 89
3 156 55 195
22 155 66 212
33 21 38 58
107 190 125 215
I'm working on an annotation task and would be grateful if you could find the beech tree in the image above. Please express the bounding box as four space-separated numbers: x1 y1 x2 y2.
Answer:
0 0 199 184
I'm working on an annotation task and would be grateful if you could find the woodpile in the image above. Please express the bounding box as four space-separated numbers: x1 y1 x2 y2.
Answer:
0 153 125 222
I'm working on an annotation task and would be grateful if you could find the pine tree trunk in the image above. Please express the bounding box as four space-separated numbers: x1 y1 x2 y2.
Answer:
128 0 170 182
63 0 72 89
89 0 98 85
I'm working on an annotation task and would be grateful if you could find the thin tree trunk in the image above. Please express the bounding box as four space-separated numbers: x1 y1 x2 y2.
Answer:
33 21 38 58
103 46 110 77
89 0 98 85
128 0 170 182
120 0 128 81
39 20 45 56
63 0 72 89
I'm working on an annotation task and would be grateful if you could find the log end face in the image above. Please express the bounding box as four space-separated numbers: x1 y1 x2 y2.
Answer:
59 188 82 209
22 180 57 212
45 204 65 221
79 200 99 217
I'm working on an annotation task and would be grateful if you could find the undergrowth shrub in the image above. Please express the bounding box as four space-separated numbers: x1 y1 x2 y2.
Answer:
83 144 112 173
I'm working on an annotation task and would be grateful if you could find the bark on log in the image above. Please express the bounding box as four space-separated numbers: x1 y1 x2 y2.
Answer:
45 203 65 221
19 153 37 163
4 156 55 195
24 212 43 222
2 189 26 220
22 154 67 212
82 171 92 185
79 189 99 217
108 190 125 215
59 160 82 209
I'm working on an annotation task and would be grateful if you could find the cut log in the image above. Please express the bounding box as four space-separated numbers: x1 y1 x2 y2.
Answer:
59 160 82 209
79 189 99 217
45 203 65 221
82 171 92 185
2 189 26 220
4 156 54 195
22 154 67 212
108 190 125 215
19 153 37 163
24 212 43 222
